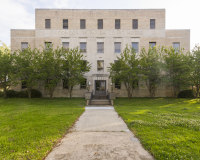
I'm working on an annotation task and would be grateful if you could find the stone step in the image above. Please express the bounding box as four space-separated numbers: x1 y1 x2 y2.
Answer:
90 100 111 105
92 95 108 99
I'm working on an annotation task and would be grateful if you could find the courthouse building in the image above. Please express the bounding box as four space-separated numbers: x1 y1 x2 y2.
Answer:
11 9 190 97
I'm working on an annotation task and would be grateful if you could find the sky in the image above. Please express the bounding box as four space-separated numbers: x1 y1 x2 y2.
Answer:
0 0 200 50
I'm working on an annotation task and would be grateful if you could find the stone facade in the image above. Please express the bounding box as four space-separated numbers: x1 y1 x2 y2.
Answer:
10 9 190 98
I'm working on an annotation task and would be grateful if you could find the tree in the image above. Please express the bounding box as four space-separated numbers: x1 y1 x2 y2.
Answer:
190 44 200 98
108 45 140 99
163 46 191 98
37 43 63 98
62 47 91 98
140 46 163 98
13 46 40 98
0 41 15 99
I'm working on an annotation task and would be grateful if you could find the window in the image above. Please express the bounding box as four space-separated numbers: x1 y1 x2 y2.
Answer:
62 42 69 52
21 81 27 89
115 19 120 29
63 79 68 89
21 42 28 51
97 60 104 71
98 19 103 29
115 79 121 89
80 42 86 53
150 19 155 29
80 19 86 29
97 42 104 53
45 19 51 29
80 78 87 89
173 42 180 52
63 19 68 29
132 19 138 29
114 42 121 53
149 42 156 49
45 42 52 50
132 42 138 53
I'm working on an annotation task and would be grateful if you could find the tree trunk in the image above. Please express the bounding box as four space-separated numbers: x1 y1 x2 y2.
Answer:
27 88 31 99
3 86 7 99
196 84 199 98
69 86 73 99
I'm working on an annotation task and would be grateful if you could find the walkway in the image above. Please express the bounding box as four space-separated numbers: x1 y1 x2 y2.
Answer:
45 106 154 160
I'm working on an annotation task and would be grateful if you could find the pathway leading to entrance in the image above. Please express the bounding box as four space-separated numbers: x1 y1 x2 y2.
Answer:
45 106 154 160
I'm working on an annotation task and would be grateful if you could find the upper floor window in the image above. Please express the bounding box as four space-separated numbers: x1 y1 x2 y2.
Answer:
45 42 52 50
62 42 69 52
149 42 156 49
114 42 121 53
132 42 138 53
150 19 155 29
98 19 103 29
132 19 138 29
80 42 87 53
115 19 120 29
80 19 86 29
45 19 51 29
63 19 68 29
97 60 104 71
21 42 28 51
97 42 104 53
80 78 87 89
173 42 180 52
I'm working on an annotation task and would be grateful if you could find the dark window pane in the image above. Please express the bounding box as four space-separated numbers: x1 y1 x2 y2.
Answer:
21 42 28 51
98 19 103 29
62 42 69 52
115 42 121 53
150 19 155 29
80 78 87 89
22 81 27 89
173 42 180 52
80 19 86 29
97 42 104 53
132 42 138 53
149 42 156 49
132 19 138 29
45 19 51 29
115 19 120 29
80 42 86 53
63 79 68 89
115 79 121 89
45 42 52 50
63 19 68 29
97 60 104 71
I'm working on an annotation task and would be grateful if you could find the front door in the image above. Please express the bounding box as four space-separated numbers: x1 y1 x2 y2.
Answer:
95 80 106 95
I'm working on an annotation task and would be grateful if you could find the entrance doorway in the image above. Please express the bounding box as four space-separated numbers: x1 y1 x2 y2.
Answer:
95 80 106 95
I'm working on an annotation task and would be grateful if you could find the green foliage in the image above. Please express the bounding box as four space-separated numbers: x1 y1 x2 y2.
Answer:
108 45 140 99
190 44 200 98
2 89 42 98
61 47 91 98
177 90 195 98
37 43 63 98
114 98 200 159
140 46 163 98
13 46 40 98
6 90 16 98
0 43 16 99
163 47 192 98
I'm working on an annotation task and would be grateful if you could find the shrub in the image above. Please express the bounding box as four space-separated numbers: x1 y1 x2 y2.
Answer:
0 91 3 97
29 89 42 98
6 90 17 98
178 90 195 98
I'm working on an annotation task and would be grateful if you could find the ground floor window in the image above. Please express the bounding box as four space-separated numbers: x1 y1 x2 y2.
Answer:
63 79 68 89
115 79 121 89
80 78 87 89
21 81 27 89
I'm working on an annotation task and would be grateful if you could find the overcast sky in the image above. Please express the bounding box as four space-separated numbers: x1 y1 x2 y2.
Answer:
0 0 199 50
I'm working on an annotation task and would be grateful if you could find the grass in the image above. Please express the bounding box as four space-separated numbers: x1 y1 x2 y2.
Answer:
114 98 200 160
0 98 85 160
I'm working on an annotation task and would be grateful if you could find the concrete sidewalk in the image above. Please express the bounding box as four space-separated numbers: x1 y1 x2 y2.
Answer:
45 106 154 160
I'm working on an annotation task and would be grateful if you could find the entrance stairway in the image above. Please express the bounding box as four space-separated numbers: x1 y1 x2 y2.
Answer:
89 95 111 105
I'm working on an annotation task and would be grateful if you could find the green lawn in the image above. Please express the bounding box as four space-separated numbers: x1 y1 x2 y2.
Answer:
114 98 200 160
0 98 85 160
